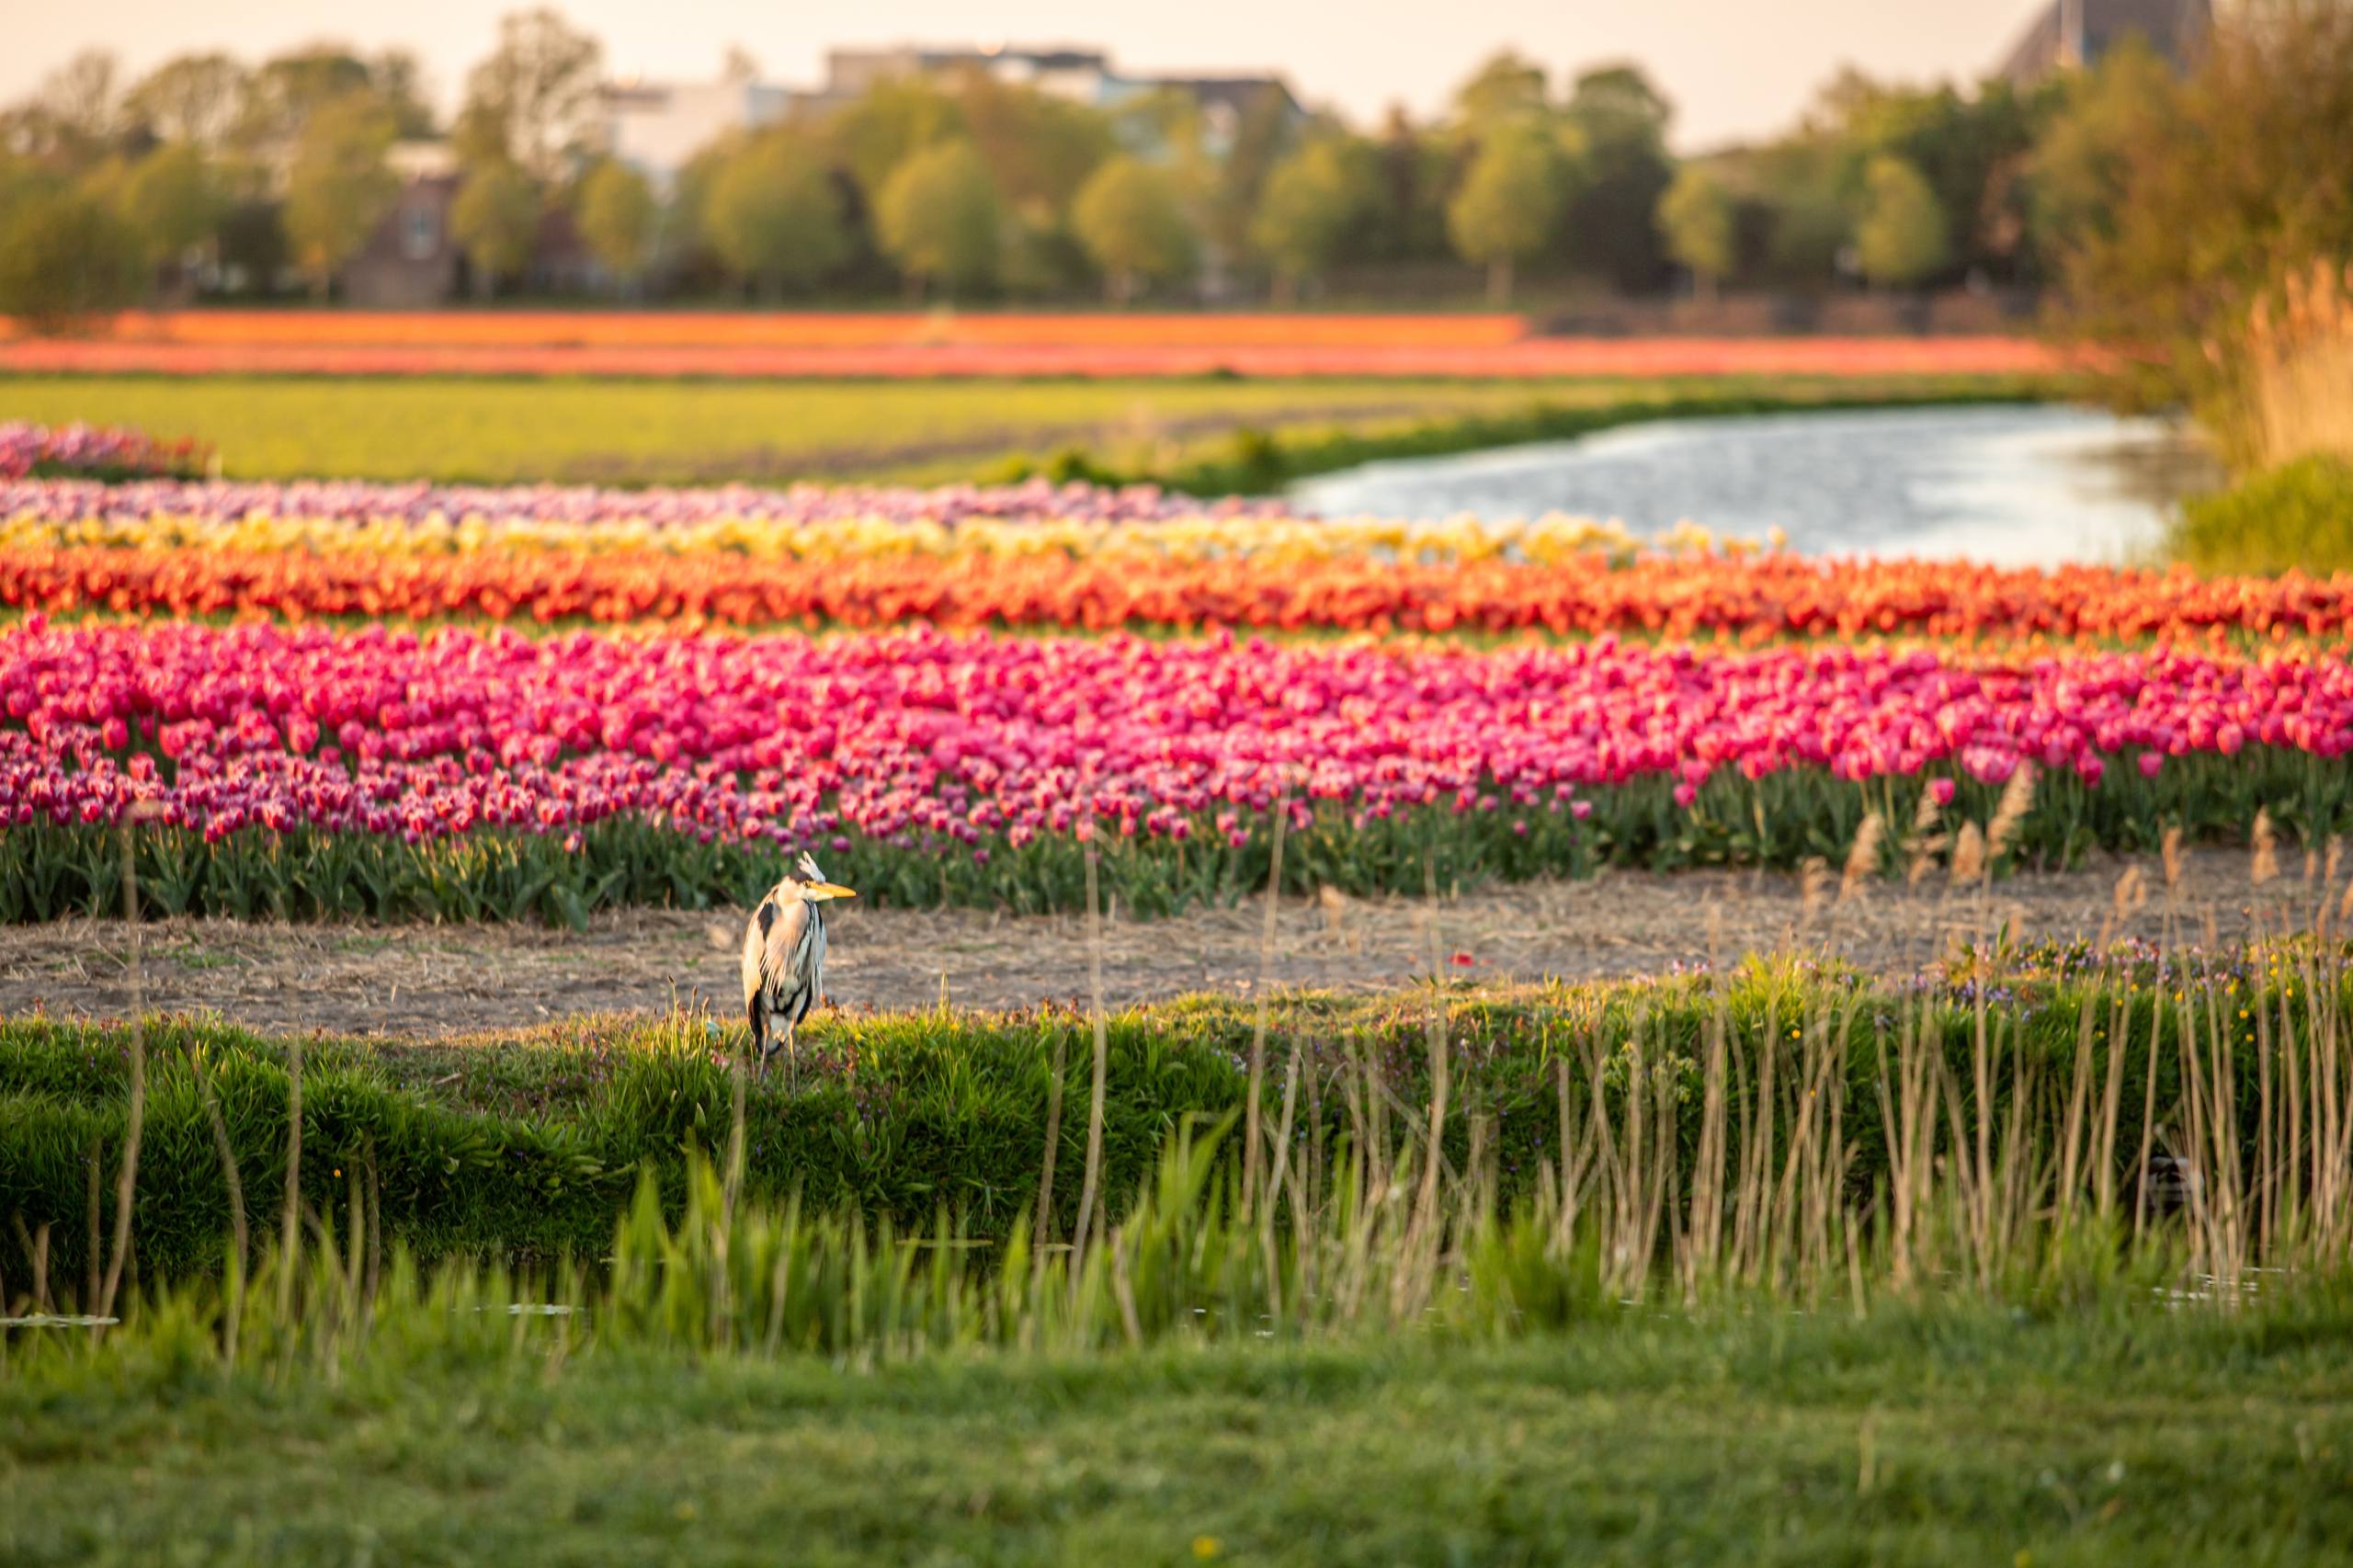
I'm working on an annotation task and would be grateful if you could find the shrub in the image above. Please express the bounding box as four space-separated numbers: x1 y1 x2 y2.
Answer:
2170 454 2353 575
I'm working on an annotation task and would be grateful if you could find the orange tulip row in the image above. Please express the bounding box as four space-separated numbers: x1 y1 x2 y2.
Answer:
5 540 2346 647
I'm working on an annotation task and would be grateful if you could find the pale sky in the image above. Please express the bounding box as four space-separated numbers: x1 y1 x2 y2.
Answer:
6 0 2052 152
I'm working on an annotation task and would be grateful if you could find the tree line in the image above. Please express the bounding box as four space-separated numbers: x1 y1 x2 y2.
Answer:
0 2 2346 336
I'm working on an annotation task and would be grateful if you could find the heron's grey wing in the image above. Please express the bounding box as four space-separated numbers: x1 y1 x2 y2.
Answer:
761 896 819 1019
742 898 776 1008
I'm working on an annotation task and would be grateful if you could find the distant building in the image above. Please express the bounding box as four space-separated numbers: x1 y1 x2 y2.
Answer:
805 43 1302 157
600 60 792 192
813 44 1122 108
1997 0 2211 85
343 141 460 307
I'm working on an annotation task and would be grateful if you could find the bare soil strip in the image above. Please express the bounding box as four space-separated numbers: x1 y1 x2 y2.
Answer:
0 849 2310 1039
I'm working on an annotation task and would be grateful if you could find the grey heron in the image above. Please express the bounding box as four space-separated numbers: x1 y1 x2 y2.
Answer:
742 852 857 1087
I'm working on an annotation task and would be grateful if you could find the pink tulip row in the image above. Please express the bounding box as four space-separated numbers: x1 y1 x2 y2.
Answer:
0 423 210 482
4 618 2348 849
1 473 1283 529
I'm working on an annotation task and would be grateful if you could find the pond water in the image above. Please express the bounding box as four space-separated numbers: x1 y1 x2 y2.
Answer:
1290 403 2223 569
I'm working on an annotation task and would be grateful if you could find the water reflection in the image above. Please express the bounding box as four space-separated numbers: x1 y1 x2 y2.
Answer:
1290 404 2223 569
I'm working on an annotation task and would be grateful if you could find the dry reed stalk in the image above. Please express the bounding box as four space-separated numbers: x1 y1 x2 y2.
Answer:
2242 258 2353 468
189 1051 247 1280
722 1027 748 1226
97 827 147 1324
2279 971 2306 1254
2058 990 2098 1207
1552 1053 1582 1257
1260 1042 1304 1325
2162 827 2184 910
1798 857 1831 926
1682 1000 1731 1289
278 1037 303 1322
1870 1018 1911 1286
1030 1022 1070 1294
1392 858 1451 1321
8 1212 50 1314
2252 809 2281 887
1069 846 1111 1287
1949 823 1986 886
1970 975 1997 1281
2130 985 2166 1246
2104 866 2146 949
2256 976 2279 1258
1839 812 1885 904
1906 784 1948 886
1244 790 1289 1216
82 1140 99 1312
1729 998 1777 1283
1985 761 2037 872
2095 986 2131 1219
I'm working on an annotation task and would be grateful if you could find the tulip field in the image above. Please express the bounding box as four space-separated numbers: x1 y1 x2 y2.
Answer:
0 311 2070 379
2 422 2351 924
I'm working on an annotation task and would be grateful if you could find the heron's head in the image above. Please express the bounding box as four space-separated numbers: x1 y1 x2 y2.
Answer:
782 851 857 903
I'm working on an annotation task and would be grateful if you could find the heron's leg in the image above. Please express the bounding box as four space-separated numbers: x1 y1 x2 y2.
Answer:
784 1019 800 1097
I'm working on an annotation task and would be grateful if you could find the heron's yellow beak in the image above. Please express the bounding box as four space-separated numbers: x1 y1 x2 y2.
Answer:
809 882 858 901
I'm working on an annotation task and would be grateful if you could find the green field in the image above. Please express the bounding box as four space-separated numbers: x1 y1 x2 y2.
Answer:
10 949 2352 1562
0 372 2045 488
0 946 2330 1282
9 1315 2351 1565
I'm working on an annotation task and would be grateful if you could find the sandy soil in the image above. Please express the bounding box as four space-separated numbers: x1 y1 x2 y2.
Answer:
1 846 2324 1039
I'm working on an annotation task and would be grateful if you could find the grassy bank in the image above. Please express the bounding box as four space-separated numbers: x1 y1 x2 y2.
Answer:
8 1311 2352 1565
2168 454 2353 575
0 372 2047 490
4 940 2343 1289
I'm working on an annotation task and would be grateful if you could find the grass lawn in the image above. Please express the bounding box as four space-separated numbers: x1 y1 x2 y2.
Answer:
6 1310 2351 1564
0 372 2039 488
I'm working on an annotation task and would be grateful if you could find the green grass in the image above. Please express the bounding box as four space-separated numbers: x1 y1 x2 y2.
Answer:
0 372 2047 489
2168 453 2353 575
11 938 2351 1562
6 1291 2353 1562
0 944 2328 1288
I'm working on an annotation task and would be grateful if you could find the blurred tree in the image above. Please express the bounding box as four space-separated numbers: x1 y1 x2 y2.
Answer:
951 73 1114 213
2050 0 2353 418
41 51 123 146
451 159 540 297
1370 106 1452 263
215 199 289 293
0 183 143 329
122 53 248 152
874 140 1003 298
118 142 226 287
1253 139 1378 298
829 79 966 204
1450 50 1550 134
703 134 849 297
4 51 125 167
1447 123 1565 304
281 95 398 298
2024 37 2177 266
1656 164 1735 297
1794 67 2039 283
576 159 658 291
1072 155 1197 303
1200 86 1303 278
235 48 431 161
1855 153 1949 287
1561 64 1675 289
460 8 604 180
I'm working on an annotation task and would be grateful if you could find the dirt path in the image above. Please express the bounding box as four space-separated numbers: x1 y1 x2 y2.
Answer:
1 847 2317 1039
